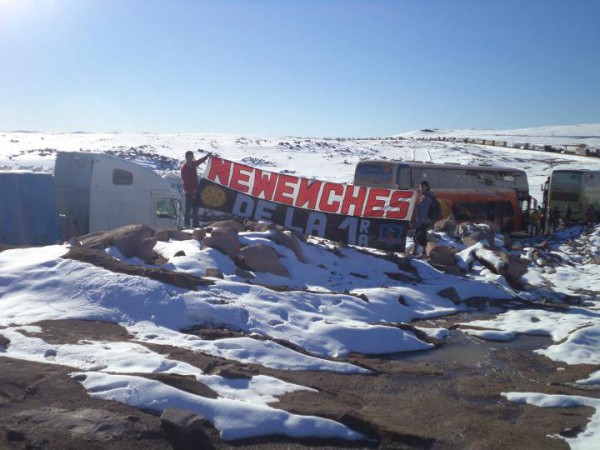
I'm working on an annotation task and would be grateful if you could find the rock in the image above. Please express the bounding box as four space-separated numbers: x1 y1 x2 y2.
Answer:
160 408 215 450
204 268 224 279
155 229 171 242
208 219 245 233
430 263 463 276
233 267 255 279
473 248 528 289
134 236 158 261
79 224 157 261
237 243 289 277
498 252 528 281
211 367 251 379
437 287 461 304
192 229 207 241
433 216 457 236
169 230 194 241
461 229 495 248
0 334 10 350
173 250 186 257
426 243 457 266
203 227 240 259
269 230 307 262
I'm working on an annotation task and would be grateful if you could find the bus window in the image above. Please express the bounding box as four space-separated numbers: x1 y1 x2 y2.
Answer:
452 201 514 222
355 163 394 186
411 168 439 187
553 171 582 184
396 167 411 189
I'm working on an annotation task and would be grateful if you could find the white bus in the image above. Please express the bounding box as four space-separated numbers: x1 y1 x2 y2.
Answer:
542 169 600 222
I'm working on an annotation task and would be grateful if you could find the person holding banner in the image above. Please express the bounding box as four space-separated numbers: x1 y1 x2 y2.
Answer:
412 180 435 258
181 150 209 228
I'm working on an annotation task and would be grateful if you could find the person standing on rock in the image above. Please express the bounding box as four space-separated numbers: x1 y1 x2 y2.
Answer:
181 150 210 228
412 180 435 258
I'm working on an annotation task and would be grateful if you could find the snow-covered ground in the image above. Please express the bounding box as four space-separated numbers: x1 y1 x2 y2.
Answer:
1 124 600 447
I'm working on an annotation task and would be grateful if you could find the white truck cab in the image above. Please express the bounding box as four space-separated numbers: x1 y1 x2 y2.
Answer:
54 152 181 238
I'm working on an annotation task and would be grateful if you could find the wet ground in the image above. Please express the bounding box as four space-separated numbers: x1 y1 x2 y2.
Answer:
1 316 599 449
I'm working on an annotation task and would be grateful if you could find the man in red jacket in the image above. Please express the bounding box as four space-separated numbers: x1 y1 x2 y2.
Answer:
181 150 210 228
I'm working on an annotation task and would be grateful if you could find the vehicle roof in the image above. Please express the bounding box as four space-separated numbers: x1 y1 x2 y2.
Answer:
356 160 525 173
553 168 600 173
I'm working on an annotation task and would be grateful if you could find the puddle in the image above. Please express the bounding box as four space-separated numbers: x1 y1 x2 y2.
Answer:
392 329 552 366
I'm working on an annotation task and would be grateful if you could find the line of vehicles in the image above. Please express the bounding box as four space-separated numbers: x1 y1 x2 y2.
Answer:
1 152 598 246
420 136 600 158
353 160 600 232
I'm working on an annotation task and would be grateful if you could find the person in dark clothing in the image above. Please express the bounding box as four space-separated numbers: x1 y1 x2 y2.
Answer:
564 205 572 225
539 206 547 235
586 205 597 227
412 180 435 257
549 206 560 233
181 150 210 228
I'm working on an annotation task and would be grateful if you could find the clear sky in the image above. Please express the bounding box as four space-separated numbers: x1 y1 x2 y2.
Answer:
1 0 598 136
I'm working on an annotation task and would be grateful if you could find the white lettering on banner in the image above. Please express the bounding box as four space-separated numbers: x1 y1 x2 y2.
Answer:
306 211 327 237
228 192 382 242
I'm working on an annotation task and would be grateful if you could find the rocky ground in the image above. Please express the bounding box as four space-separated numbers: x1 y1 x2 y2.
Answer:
1 222 599 449
1 315 597 449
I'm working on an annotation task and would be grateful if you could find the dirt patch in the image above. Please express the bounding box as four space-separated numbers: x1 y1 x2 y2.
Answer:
1 318 598 449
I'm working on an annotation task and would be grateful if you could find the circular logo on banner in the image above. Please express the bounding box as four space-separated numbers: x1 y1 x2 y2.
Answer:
200 186 227 208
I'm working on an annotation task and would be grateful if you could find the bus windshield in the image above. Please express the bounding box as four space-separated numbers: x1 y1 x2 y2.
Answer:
354 163 394 185
552 171 583 185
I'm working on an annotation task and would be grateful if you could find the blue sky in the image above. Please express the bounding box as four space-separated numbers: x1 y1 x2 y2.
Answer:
1 0 598 136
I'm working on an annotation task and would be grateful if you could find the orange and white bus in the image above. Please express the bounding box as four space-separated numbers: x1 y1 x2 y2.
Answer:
353 161 532 231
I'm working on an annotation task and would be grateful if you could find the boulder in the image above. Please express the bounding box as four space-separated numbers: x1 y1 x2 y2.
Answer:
498 252 529 281
133 236 158 261
437 287 461 305
192 229 207 241
79 224 157 260
237 243 289 277
204 268 224 279
473 248 528 288
155 229 171 242
462 230 495 248
160 408 214 450
433 215 457 236
233 267 255 279
203 227 240 259
431 263 463 276
208 219 245 233
269 230 307 262
169 230 194 241
0 334 10 350
426 243 457 266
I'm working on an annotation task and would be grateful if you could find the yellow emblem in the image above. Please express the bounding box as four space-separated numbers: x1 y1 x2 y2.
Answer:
200 185 227 208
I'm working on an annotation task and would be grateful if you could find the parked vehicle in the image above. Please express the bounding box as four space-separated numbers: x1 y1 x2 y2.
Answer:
0 152 182 245
542 169 600 222
0 172 62 246
353 160 533 231
55 152 182 238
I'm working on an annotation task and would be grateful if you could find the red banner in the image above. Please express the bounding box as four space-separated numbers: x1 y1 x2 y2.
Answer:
203 157 417 220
